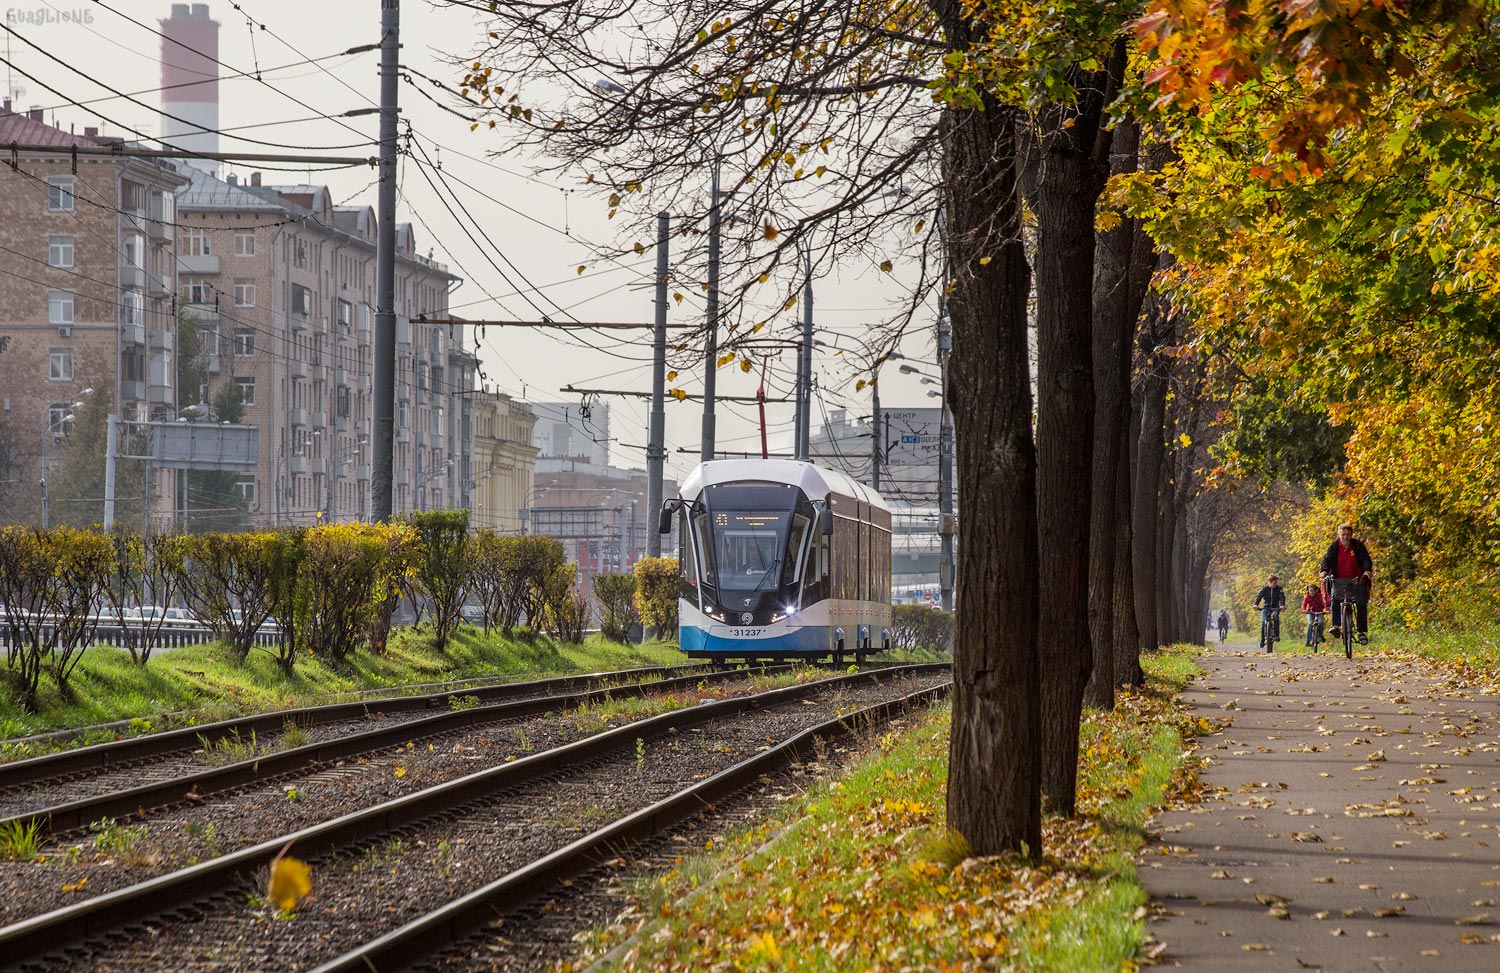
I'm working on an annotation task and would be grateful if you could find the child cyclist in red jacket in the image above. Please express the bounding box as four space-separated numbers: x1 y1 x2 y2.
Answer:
1301 583 1327 650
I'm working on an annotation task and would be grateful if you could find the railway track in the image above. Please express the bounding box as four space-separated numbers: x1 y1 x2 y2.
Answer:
0 663 950 972
0 664 772 837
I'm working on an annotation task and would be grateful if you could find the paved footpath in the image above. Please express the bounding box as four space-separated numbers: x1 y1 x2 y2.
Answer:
1142 641 1500 971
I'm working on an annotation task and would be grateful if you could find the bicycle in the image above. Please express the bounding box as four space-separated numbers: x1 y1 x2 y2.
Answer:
1305 611 1325 653
1325 577 1361 659
1257 606 1282 653
1217 620 1229 644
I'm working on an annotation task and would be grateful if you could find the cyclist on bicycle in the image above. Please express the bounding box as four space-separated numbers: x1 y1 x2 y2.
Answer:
1253 575 1286 649
1216 608 1230 642
1319 523 1374 644
1301 583 1327 649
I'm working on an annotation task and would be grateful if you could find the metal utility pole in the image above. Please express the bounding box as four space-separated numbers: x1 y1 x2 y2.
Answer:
700 165 720 462
371 0 399 523
796 250 814 460
871 378 882 491
103 415 118 530
646 212 669 559
937 305 955 611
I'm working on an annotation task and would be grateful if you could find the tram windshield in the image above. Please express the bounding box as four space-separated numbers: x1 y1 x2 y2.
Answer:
696 484 811 594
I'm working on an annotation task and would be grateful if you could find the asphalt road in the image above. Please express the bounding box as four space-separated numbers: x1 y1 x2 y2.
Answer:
1142 640 1500 971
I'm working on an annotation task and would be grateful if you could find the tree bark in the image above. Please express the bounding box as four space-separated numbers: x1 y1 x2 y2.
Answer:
1084 102 1138 712
941 95 1041 857
1131 298 1171 655
1112 417 1144 686
1025 57 1116 815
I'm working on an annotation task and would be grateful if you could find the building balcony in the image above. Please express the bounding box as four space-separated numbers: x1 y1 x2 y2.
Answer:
309 364 327 383
290 407 309 427
356 304 372 336
311 410 329 428
207 353 222 375
147 383 173 405
183 301 218 323
310 316 329 335
146 274 170 298
119 265 144 290
120 379 145 401
397 318 412 347
356 464 371 481
120 322 145 345
291 314 309 333
290 361 308 379
178 254 220 275
148 330 174 351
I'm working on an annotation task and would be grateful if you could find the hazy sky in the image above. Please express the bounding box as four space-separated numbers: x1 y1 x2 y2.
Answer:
1 0 946 485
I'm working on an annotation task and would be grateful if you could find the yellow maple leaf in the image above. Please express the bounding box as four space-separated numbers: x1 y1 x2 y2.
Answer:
267 854 312 912
666 370 678 381
739 359 754 373
394 766 407 778
669 388 688 402
1178 433 1193 448
878 259 894 272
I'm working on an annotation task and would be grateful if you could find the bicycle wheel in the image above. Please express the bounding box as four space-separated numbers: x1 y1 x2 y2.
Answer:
1343 605 1353 659
1262 616 1271 653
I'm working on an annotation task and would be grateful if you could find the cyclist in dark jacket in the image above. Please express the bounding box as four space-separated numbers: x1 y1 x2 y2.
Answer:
1253 575 1287 649
1319 523 1374 643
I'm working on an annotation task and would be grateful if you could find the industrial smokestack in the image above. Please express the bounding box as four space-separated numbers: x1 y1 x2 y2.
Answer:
159 2 220 176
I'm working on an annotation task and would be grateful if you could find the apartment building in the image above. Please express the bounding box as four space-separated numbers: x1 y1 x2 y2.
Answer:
471 389 538 534
0 103 189 525
174 167 473 525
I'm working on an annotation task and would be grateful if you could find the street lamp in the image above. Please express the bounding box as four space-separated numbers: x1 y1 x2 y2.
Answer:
40 388 92 529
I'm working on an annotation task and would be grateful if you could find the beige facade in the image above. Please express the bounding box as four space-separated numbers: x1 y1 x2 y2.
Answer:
175 169 478 526
470 390 538 534
0 105 188 526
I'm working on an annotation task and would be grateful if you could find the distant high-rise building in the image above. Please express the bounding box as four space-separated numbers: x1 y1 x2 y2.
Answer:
531 399 611 468
159 3 220 176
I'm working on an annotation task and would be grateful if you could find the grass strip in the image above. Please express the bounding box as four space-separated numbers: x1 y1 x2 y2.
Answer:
574 644 1203 973
1 626 688 754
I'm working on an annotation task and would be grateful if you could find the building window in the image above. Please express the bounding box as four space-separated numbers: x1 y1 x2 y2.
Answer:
291 283 310 315
234 328 255 355
233 376 256 406
233 281 256 307
48 235 74 268
121 181 145 212
48 290 75 325
293 239 309 269
47 177 74 212
183 278 212 304
184 230 212 256
234 231 255 257
398 400 409 429
49 348 74 381
336 298 352 330
234 477 255 504
121 290 144 326
48 403 70 435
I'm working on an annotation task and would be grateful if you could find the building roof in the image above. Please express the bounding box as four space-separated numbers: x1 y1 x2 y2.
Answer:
0 102 108 148
177 166 283 211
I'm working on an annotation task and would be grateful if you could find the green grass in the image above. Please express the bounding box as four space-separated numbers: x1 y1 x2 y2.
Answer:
577 644 1204 973
0 625 686 755
1374 623 1500 668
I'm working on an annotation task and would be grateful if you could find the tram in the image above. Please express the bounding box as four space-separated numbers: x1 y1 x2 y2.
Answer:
661 460 892 662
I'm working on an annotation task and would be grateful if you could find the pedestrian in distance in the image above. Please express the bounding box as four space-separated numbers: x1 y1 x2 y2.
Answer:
1301 583 1326 650
1253 575 1287 650
1319 523 1374 644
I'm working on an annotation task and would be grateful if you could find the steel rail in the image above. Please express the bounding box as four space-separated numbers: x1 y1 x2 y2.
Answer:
0 663 949 965
312 680 952 973
0 664 710 788
3 665 783 837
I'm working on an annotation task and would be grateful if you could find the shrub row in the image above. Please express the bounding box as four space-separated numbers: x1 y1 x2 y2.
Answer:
891 603 954 653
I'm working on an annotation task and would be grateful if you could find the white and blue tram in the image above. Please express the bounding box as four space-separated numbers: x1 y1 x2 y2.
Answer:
661 460 892 662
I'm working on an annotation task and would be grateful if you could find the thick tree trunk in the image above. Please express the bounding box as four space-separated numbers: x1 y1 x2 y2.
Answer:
1132 305 1169 654
1155 459 1176 645
1112 418 1144 686
1084 105 1138 712
1026 57 1116 815
941 97 1041 858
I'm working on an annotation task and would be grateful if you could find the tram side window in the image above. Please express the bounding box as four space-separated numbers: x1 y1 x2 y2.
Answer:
679 509 697 582
781 513 810 587
694 512 717 586
834 517 858 600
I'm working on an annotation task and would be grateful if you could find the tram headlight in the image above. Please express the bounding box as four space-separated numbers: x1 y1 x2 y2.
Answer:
703 604 728 622
771 606 796 623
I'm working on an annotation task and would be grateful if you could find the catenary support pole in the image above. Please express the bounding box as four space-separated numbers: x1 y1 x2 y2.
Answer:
871 378 882 491
938 305 955 610
700 164 720 462
371 0 399 523
103 414 118 530
797 250 814 460
646 212 669 559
